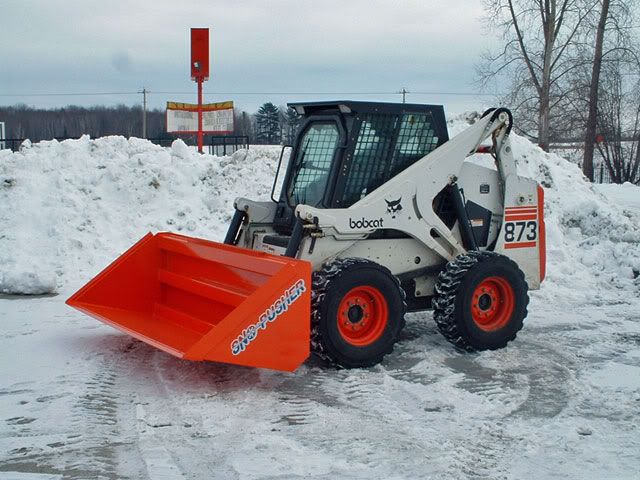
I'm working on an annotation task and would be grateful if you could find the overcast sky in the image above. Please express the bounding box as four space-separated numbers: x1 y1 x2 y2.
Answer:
0 0 500 115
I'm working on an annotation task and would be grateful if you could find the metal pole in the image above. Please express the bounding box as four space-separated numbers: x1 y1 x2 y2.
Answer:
142 88 147 139
396 87 408 103
197 78 203 153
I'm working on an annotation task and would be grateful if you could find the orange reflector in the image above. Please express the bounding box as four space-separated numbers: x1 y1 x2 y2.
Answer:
67 232 311 372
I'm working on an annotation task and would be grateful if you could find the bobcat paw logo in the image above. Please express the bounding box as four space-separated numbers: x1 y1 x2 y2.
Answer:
385 197 403 218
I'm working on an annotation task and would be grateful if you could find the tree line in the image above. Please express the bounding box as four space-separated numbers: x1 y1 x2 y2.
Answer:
0 102 298 146
0 105 165 141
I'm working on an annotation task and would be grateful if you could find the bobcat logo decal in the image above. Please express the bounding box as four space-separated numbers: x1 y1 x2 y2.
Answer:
385 197 403 219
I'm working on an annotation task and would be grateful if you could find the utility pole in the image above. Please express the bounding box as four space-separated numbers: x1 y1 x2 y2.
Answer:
398 87 409 104
141 87 148 139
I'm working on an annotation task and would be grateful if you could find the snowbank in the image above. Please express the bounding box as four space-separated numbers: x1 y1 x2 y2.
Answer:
1 125 638 296
0 137 281 294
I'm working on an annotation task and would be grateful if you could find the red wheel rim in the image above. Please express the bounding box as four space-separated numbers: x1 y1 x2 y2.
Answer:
471 276 515 332
337 286 388 346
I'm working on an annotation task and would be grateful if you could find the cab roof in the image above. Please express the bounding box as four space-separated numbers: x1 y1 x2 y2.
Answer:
288 100 446 117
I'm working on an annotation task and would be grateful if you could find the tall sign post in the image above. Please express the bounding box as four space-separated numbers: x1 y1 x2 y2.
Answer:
191 28 210 153
167 28 234 150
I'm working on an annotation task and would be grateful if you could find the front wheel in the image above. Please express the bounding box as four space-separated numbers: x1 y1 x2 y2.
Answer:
433 251 529 351
311 258 406 368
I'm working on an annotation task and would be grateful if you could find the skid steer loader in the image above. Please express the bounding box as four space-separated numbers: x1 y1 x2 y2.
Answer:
67 101 546 372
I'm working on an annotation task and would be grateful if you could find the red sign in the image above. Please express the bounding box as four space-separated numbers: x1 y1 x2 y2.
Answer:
191 28 209 80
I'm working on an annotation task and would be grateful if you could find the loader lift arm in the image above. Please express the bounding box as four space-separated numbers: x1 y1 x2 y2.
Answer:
294 108 515 262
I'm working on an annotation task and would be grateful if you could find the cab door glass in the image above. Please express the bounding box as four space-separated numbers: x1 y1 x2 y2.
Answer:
289 122 339 207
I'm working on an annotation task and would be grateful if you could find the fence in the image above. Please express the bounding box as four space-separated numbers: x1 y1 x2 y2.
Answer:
0 137 84 151
549 143 624 184
0 135 250 156
1 139 25 151
596 163 613 184
143 135 249 156
209 135 249 156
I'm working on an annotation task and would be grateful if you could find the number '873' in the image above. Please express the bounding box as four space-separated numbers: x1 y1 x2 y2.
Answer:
504 221 537 242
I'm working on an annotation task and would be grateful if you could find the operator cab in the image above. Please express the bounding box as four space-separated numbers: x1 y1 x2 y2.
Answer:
272 101 449 234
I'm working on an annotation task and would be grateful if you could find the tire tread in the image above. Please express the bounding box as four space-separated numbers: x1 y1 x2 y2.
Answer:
311 258 406 368
433 250 529 351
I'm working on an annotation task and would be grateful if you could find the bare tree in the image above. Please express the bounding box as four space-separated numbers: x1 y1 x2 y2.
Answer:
479 0 597 150
582 0 610 180
595 58 640 184
234 110 254 142
581 0 638 180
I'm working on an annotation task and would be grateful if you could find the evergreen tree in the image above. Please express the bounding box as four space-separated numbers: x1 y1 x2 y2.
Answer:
254 102 281 144
281 106 300 145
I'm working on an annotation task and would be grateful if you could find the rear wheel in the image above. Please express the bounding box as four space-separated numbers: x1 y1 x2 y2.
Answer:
433 251 528 351
311 258 406 368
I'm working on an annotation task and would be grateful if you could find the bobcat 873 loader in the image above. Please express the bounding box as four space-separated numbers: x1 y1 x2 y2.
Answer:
67 102 546 372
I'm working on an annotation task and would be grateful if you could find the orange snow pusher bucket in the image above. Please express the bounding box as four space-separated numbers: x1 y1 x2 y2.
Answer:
67 232 311 371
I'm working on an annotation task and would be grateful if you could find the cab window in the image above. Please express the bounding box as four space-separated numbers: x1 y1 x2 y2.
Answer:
289 122 339 207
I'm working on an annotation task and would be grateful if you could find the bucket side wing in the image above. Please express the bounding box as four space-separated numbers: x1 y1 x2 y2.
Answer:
185 261 312 372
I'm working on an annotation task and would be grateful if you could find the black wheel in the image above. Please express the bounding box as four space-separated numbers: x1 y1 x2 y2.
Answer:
311 258 406 368
433 250 529 351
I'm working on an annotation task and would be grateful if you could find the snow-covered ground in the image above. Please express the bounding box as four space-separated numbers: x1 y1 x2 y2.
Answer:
1 125 639 479
595 182 640 213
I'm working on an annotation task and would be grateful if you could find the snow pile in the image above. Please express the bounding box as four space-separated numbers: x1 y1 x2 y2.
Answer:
0 137 281 294
1 124 638 296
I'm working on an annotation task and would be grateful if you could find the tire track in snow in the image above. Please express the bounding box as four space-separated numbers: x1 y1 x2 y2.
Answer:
384 316 443 386
441 339 574 479
66 338 162 479
308 369 427 474
0 340 146 479
273 368 338 426
507 340 573 419
444 340 572 419
448 422 513 480
64 338 188 479
118 342 190 480
70 366 120 478
446 356 528 414
129 346 264 480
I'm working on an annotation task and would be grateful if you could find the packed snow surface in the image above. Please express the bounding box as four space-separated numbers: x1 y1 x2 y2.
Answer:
1 122 639 479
